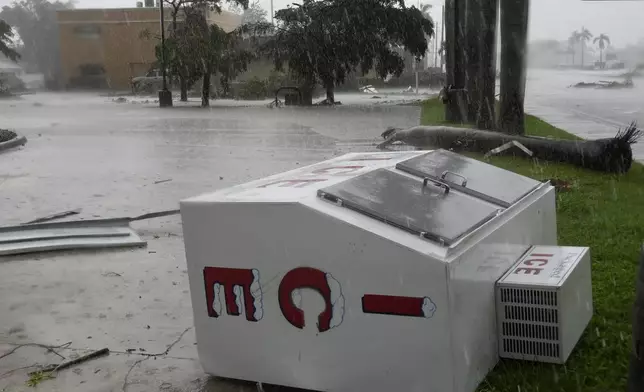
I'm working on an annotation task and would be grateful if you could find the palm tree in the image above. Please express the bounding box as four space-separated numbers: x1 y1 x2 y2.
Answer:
0 20 20 62
568 31 580 66
477 0 497 131
499 0 529 135
594 33 610 68
578 27 593 67
420 4 432 68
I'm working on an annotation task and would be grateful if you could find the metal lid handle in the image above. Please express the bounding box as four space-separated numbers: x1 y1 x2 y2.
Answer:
423 177 450 195
441 171 468 187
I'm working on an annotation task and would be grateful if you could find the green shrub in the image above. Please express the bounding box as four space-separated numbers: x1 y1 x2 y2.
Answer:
238 77 268 100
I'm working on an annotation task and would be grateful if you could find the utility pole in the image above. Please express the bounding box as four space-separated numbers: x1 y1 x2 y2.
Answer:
158 0 172 107
270 0 274 25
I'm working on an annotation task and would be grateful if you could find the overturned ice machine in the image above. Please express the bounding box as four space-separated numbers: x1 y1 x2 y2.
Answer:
181 149 593 392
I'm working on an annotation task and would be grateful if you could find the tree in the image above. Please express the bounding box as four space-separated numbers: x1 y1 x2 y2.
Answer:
444 0 467 122
578 26 592 67
241 0 268 25
420 3 432 68
0 0 73 87
476 0 497 130
568 32 578 66
161 0 249 101
465 0 481 122
498 0 529 135
262 0 433 105
0 19 19 62
594 33 610 67
180 6 254 107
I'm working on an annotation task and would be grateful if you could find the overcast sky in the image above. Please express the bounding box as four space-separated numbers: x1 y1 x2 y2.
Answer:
2 0 644 47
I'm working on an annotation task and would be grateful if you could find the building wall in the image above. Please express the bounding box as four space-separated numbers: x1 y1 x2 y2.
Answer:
57 7 242 90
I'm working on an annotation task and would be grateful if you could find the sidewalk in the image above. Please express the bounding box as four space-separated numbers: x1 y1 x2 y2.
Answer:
525 102 644 162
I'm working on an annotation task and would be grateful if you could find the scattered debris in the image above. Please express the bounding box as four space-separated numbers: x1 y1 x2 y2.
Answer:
1 209 180 255
484 141 533 158
570 78 634 89
544 178 573 193
23 209 82 225
113 97 127 103
26 370 54 387
0 219 145 256
125 209 180 222
0 342 71 361
359 85 378 94
154 179 172 185
31 348 109 375
0 129 17 143
101 271 122 277
371 95 382 99
122 357 148 392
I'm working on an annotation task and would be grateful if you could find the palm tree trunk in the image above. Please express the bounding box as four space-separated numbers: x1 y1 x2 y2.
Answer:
498 0 529 135
465 0 482 123
180 76 188 101
476 0 498 130
444 0 467 123
325 83 335 104
201 69 211 107
600 48 603 68
628 244 644 392
581 42 585 68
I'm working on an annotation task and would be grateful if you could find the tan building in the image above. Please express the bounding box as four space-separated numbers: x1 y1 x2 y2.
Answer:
57 6 241 90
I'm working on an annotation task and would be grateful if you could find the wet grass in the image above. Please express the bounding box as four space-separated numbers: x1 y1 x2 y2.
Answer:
420 98 644 392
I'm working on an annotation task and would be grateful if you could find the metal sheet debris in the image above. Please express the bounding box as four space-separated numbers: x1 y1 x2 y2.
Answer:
0 219 145 256
23 209 82 225
483 141 534 158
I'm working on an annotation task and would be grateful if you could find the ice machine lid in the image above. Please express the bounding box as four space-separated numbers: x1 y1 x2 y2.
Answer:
317 168 502 246
395 149 541 207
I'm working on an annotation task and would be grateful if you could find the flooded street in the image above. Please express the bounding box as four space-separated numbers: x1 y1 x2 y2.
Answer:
0 92 421 392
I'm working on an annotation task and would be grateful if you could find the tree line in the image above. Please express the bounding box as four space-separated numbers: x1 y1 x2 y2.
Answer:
152 0 434 107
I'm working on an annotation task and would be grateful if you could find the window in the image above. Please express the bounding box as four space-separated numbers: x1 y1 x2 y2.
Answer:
73 24 101 39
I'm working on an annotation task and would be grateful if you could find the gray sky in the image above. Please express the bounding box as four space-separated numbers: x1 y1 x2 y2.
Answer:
2 0 644 47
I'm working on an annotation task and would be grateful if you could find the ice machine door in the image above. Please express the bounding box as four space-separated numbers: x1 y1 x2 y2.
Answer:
395 149 541 207
317 168 501 246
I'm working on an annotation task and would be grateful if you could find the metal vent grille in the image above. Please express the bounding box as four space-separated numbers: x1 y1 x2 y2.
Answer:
498 287 561 361
502 338 560 358
500 287 558 306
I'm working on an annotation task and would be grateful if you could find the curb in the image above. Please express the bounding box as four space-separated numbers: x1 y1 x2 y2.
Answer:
0 135 28 153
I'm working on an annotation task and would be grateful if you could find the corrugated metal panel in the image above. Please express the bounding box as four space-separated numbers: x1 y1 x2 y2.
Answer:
0 219 146 256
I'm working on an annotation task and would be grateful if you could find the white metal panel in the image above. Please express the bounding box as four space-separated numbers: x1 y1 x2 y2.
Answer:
184 151 427 203
181 201 453 392
446 186 557 392
559 249 593 362
496 247 592 364
499 246 586 287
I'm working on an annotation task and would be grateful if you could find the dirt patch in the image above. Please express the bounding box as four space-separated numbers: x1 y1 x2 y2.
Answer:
0 129 17 143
